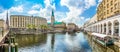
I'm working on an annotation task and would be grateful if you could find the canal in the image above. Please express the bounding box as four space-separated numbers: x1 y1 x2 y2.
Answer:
15 32 119 52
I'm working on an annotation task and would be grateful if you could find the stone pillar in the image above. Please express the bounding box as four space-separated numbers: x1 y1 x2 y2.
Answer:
102 24 104 34
92 27 93 32
99 25 101 33
111 22 114 35
99 25 100 33
119 21 120 36
97 25 98 33
106 23 108 35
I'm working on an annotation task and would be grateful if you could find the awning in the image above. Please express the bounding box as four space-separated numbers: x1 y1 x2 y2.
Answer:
92 33 108 38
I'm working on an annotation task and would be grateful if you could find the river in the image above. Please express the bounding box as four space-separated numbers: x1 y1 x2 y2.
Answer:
15 32 119 52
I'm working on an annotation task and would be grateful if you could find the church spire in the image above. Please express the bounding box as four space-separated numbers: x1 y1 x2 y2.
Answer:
6 11 9 30
52 9 54 17
51 8 55 29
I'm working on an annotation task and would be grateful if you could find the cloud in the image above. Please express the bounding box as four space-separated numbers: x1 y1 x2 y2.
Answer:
39 0 56 22
10 5 23 13
0 10 8 20
32 4 42 9
28 10 39 15
0 0 98 27
98 0 103 3
60 0 97 26
84 0 96 9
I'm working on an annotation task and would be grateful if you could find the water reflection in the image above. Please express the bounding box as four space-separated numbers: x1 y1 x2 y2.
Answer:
16 32 92 52
84 33 119 52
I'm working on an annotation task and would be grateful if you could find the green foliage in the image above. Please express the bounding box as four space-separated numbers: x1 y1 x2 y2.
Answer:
40 25 48 30
27 24 36 29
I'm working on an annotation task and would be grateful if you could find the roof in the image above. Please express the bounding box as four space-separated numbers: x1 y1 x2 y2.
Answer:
92 33 108 38
47 21 63 25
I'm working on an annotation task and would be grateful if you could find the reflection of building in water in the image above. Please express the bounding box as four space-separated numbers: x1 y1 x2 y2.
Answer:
45 34 55 52
51 34 55 50
84 34 119 52
16 34 47 47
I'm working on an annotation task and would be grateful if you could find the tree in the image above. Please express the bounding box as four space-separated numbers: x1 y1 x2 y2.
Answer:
27 24 36 29
40 25 48 32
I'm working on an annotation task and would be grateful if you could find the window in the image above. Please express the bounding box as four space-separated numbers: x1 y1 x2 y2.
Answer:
111 7 113 12
114 3 117 10
111 1 113 5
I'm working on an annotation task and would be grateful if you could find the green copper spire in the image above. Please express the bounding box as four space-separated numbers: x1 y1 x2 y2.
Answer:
52 9 54 17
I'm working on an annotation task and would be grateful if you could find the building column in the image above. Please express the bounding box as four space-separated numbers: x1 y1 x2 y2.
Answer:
119 21 120 36
99 25 100 33
95 26 96 32
106 23 108 35
111 22 114 35
92 27 93 32
100 25 101 33
96 25 98 33
102 24 104 34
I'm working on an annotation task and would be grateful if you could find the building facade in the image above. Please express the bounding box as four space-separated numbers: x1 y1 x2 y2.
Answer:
67 23 77 31
54 22 66 32
97 0 120 21
84 0 120 37
10 15 47 29
0 19 4 31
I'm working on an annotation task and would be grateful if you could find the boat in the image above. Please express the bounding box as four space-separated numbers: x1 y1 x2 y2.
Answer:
92 33 114 46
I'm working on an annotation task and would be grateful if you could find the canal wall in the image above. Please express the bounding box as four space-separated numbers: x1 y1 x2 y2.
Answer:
84 32 120 52
10 29 45 35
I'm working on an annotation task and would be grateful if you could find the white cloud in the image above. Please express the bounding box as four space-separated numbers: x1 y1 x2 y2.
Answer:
38 0 56 22
60 0 97 26
28 10 39 15
0 10 10 20
10 5 23 13
0 0 97 27
32 4 42 9
98 0 103 3
85 0 96 9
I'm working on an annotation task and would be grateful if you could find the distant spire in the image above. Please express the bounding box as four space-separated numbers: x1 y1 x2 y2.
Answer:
52 9 54 17
6 10 9 29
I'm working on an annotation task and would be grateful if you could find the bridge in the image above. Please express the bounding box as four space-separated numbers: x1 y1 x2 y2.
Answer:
0 30 9 46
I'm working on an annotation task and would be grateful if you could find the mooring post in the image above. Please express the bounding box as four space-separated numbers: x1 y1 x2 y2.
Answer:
4 44 9 52
10 43 15 52
15 43 18 52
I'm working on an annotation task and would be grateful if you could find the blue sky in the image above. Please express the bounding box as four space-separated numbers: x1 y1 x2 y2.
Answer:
0 0 102 27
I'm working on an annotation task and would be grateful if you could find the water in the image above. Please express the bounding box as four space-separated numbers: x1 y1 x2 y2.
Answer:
15 32 92 52
15 32 119 52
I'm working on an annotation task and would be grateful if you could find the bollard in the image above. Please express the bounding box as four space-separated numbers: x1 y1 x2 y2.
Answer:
4 44 9 52
15 43 18 52
11 43 15 52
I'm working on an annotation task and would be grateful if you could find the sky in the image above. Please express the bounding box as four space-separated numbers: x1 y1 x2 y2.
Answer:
0 0 102 27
